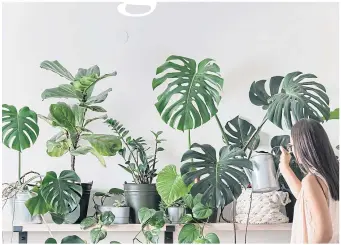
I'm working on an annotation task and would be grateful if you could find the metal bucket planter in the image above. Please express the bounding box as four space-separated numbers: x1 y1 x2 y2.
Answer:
11 191 42 225
98 206 130 224
245 152 280 193
167 207 185 224
124 183 161 224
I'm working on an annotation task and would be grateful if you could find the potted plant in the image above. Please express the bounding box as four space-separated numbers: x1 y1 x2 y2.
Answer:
156 165 190 224
39 60 122 223
93 188 130 224
2 104 42 224
105 118 165 223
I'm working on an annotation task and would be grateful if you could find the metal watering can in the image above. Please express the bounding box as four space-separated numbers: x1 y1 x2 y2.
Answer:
244 151 280 193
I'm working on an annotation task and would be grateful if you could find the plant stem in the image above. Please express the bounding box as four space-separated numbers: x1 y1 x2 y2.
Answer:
215 115 229 146
150 137 159 184
243 115 268 151
188 129 191 149
18 151 22 184
71 155 76 171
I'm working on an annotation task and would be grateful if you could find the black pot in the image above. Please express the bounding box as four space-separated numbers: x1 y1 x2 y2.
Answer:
75 182 93 224
124 183 161 224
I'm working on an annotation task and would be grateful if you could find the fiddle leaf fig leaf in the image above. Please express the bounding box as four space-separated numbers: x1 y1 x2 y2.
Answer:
46 133 69 157
40 60 74 81
87 88 113 104
82 134 122 156
41 84 80 100
152 56 224 131
2 104 39 152
70 146 93 156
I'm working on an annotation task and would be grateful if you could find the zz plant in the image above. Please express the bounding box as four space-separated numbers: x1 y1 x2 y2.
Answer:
39 60 122 171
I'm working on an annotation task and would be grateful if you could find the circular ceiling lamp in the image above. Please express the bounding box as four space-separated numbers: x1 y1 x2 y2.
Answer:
117 0 157 17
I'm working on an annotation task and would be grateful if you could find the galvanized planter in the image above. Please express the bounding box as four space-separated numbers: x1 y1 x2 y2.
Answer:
167 207 185 224
98 206 130 224
124 183 161 224
11 191 41 225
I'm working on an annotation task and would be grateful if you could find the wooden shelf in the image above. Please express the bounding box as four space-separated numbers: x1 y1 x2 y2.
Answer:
4 223 292 232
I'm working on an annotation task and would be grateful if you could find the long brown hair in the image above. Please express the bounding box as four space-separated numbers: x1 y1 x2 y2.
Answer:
291 119 339 201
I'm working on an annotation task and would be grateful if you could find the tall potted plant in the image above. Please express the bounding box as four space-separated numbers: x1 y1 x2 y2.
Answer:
2 104 42 224
39 60 122 222
105 118 165 223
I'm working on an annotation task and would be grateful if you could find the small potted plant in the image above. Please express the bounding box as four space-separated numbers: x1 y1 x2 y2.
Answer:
93 188 130 224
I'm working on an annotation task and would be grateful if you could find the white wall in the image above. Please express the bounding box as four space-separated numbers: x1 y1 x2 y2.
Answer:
2 2 339 243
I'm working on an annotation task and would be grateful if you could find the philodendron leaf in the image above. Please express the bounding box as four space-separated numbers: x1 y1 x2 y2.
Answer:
108 188 124 195
61 235 86 244
183 194 194 209
87 88 113 104
40 60 75 81
178 224 200 244
148 211 165 229
156 165 188 206
249 72 330 129
80 216 97 229
45 238 57 244
205 233 220 244
179 214 193 224
138 207 156 225
41 170 82 215
100 211 115 225
193 238 209 244
192 203 212 220
90 228 107 244
82 134 122 156
2 104 39 152
152 56 224 131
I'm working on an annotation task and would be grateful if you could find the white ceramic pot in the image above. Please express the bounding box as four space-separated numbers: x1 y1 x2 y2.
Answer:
11 191 42 225
98 206 130 224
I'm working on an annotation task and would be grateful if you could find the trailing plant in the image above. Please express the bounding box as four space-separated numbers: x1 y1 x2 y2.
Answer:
2 104 40 183
92 188 126 214
80 211 119 244
45 236 86 244
25 170 83 224
134 207 166 244
39 60 122 171
178 194 220 244
106 118 166 184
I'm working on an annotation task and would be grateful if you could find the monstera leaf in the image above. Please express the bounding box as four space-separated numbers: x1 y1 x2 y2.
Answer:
181 143 252 208
156 165 189 206
224 116 260 150
2 104 39 152
40 170 82 215
249 72 330 129
152 56 224 131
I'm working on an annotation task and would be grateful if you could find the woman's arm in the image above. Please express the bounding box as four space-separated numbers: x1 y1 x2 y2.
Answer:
302 175 332 243
279 146 302 198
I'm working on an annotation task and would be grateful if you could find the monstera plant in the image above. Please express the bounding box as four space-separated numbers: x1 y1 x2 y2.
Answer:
39 60 122 171
180 143 252 208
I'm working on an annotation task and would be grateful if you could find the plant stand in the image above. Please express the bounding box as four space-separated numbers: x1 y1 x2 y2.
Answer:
13 226 27 244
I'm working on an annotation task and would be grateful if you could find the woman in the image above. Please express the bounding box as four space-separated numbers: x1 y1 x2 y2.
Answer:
280 119 339 243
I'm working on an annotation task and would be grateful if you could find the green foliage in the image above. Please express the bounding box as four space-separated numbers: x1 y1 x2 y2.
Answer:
249 72 330 129
106 118 166 184
178 224 200 243
156 165 189 207
45 236 86 244
2 104 39 152
181 143 252 208
152 56 224 131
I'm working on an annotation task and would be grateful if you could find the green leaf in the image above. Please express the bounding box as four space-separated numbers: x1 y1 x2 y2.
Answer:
100 211 115 225
205 233 220 244
80 216 97 229
193 238 209 244
249 72 330 129
181 144 252 208
90 227 107 244
83 105 107 112
41 170 82 214
156 165 188 206
192 203 212 219
152 56 224 131
178 224 200 244
110 242 121 244
90 147 106 167
84 114 108 126
41 84 81 100
61 235 85 244
75 65 100 80
82 134 122 156
70 146 93 156
49 102 77 146
50 212 65 224
72 104 85 127
224 116 260 150
328 108 339 120
148 211 165 229
179 214 193 224
25 190 50 216
144 229 161 244
183 194 194 209
45 238 57 244
40 60 75 81
108 188 124 195
46 133 69 157
87 88 112 104
2 104 39 152
138 207 156 225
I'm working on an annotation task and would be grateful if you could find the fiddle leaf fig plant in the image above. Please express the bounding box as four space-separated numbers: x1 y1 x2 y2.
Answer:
180 143 252 208
40 60 122 171
152 55 224 131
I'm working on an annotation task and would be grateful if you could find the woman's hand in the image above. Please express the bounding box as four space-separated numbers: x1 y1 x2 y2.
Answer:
279 146 291 172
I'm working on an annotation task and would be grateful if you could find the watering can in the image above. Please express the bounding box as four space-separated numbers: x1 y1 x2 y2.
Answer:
244 151 280 193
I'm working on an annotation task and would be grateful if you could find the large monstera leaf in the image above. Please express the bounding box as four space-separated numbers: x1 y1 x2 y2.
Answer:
2 104 39 152
249 72 330 129
224 116 260 150
180 143 252 208
40 170 82 215
152 56 224 131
